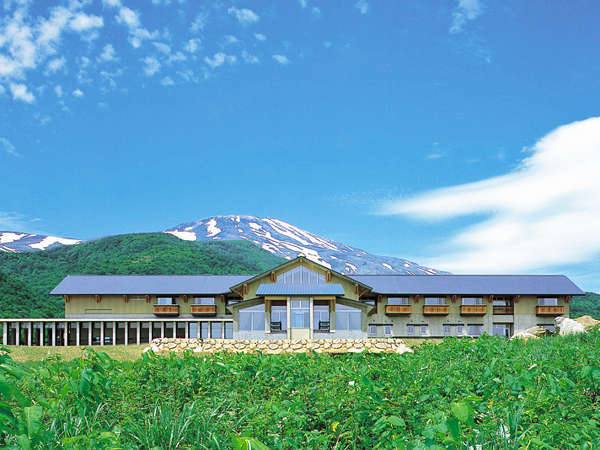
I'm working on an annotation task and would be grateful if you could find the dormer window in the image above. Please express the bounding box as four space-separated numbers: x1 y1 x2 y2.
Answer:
278 266 325 284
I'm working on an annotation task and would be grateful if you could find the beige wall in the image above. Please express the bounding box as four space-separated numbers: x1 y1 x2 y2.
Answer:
65 294 228 318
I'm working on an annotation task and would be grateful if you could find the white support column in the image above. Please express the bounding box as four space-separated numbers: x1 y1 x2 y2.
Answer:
40 323 45 346
100 322 105 346
221 321 225 339
197 322 202 339
309 297 314 339
63 322 67 346
124 322 129 346
286 296 291 339
88 322 92 346
51 323 56 346
184 322 189 339
15 323 20 346
2 322 7 346
172 321 176 338
112 322 116 345
136 322 141 345
149 322 153 342
76 322 80 346
27 322 32 346
161 321 165 338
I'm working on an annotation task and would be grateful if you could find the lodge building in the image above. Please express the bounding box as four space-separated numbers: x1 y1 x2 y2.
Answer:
2 256 584 346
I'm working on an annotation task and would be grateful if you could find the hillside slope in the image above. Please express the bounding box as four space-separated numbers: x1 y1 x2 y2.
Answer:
570 292 600 319
165 215 444 275
0 233 284 318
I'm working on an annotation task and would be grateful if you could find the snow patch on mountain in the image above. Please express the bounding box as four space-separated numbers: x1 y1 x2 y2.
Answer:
164 215 444 275
0 231 81 252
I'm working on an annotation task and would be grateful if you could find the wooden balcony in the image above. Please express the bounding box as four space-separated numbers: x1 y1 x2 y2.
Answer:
493 306 514 315
190 305 217 316
460 305 487 315
536 305 564 316
153 304 179 316
385 305 411 315
423 305 449 315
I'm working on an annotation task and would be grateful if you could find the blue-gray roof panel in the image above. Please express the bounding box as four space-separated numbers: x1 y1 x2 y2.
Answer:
50 275 254 295
348 275 584 295
256 283 345 296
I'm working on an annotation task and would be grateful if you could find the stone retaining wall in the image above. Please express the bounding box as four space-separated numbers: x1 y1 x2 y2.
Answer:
144 338 413 355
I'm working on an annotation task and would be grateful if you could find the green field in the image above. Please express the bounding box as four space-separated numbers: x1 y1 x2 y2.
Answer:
2 331 599 448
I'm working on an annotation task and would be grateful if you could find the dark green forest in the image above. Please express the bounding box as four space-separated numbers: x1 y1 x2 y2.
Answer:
570 292 600 319
0 233 283 318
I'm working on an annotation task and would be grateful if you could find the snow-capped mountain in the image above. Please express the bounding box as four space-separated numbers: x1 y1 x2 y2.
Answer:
165 215 443 275
0 232 81 253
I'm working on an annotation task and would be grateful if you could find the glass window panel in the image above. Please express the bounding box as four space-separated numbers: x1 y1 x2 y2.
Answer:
368 325 377 336
384 325 392 336
157 297 173 305
420 325 428 336
279 266 325 284
211 322 222 338
201 322 209 338
407 324 414 335
189 322 198 338
425 297 445 305
388 297 409 305
467 325 482 336
462 297 482 305
456 325 464 335
224 322 233 339
195 297 215 305
443 324 451 335
348 312 361 330
239 313 252 331
538 298 558 306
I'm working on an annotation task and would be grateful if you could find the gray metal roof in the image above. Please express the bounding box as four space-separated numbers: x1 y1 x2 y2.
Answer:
50 275 254 295
348 274 584 295
256 283 345 296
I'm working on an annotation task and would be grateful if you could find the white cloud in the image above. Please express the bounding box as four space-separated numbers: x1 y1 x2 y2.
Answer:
160 76 174 86
204 52 236 69
45 56 66 73
113 5 157 47
0 211 33 229
241 50 259 64
355 0 369 15
254 33 266 41
9 83 34 102
116 6 140 28
153 42 171 54
0 137 20 157
69 12 103 32
380 117 600 274
426 153 444 160
72 88 83 97
142 56 160 75
190 12 208 33
311 7 322 18
184 38 201 53
98 44 117 62
224 35 239 45
272 54 289 65
227 6 259 25
54 85 63 97
450 0 482 34
298 0 307 8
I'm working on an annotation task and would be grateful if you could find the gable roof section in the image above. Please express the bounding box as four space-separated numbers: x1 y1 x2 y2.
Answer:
256 283 345 296
348 274 584 296
229 256 373 291
50 274 254 295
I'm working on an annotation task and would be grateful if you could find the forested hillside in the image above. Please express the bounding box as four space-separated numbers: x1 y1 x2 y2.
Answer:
570 292 600 319
0 233 284 318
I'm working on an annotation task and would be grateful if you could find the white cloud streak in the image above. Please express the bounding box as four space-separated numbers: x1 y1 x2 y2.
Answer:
142 56 160 75
227 6 259 25
0 137 20 157
355 0 369 15
9 82 34 102
380 117 600 274
450 0 482 34
204 52 236 69
272 54 289 65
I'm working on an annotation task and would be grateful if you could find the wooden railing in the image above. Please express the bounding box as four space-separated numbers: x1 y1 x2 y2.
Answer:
493 306 514 315
385 305 411 315
190 305 217 316
460 305 487 315
536 306 564 316
153 305 180 316
423 305 449 315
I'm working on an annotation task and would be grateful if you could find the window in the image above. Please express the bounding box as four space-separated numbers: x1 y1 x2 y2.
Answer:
538 297 558 306
335 304 362 331
157 297 174 305
271 304 287 332
456 324 464 335
407 324 415 336
224 322 233 339
420 325 428 336
467 325 482 336
291 300 310 328
425 297 445 305
462 297 483 305
443 324 451 335
189 322 198 338
239 304 265 331
201 322 209 338
493 296 512 306
493 323 511 337
388 297 409 305
384 325 393 336
278 266 325 284
129 296 145 301
313 302 330 330
211 322 222 338
368 324 377 336
194 297 215 305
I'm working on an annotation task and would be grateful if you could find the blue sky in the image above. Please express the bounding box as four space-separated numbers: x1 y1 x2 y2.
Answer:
2 0 600 291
